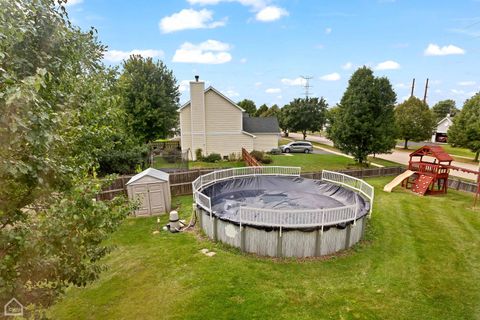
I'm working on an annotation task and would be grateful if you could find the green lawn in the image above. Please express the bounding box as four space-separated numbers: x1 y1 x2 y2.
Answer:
269 153 360 172
188 160 245 169
49 177 480 319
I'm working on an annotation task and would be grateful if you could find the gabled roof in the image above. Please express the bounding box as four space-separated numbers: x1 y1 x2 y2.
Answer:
242 116 280 134
409 145 453 162
178 86 245 112
126 168 169 185
437 116 453 126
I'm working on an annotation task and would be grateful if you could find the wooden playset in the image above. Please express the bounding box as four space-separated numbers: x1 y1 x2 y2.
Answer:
384 146 480 201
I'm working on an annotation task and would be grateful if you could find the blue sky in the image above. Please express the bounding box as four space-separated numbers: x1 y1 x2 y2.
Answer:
67 0 480 108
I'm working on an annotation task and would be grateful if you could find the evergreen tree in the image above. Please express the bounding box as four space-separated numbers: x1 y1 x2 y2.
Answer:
329 67 397 164
395 97 435 149
448 93 480 161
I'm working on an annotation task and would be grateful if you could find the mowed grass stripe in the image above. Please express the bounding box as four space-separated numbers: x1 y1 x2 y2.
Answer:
49 177 480 320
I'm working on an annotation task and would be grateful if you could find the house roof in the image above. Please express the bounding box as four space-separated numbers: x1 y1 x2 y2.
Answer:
242 116 280 134
126 168 169 185
178 86 245 112
437 116 453 126
409 145 453 162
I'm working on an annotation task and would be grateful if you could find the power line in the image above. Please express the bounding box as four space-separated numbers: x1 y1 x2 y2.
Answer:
300 75 313 98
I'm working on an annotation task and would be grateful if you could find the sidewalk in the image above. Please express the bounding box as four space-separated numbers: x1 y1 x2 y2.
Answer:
288 133 479 180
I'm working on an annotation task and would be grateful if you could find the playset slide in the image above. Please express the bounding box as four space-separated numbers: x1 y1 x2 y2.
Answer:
383 170 416 192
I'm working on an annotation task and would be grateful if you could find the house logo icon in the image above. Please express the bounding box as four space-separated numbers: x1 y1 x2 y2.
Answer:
4 298 24 317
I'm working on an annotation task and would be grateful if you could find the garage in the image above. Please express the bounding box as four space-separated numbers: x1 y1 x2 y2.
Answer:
126 168 171 216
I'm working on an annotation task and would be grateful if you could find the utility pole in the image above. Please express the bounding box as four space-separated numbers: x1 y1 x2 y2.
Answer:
410 78 415 98
300 75 313 98
423 78 429 103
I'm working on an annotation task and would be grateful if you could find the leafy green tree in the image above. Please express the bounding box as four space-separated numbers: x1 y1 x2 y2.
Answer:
287 97 328 140
262 104 280 117
255 104 269 117
0 0 131 305
448 93 480 161
278 105 292 136
238 99 257 116
395 97 435 149
328 67 397 164
119 56 179 142
326 105 340 137
432 99 458 123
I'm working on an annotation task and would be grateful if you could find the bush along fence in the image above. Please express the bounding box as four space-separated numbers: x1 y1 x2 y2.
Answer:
97 166 480 201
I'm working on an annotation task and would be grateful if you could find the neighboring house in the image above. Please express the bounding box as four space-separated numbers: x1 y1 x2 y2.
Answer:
431 114 453 143
179 76 280 160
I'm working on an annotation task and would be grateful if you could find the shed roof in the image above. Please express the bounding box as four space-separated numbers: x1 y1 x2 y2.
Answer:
409 145 453 162
126 168 170 185
242 116 280 134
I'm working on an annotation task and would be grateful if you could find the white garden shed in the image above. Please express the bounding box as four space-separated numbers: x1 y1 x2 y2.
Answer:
126 168 171 216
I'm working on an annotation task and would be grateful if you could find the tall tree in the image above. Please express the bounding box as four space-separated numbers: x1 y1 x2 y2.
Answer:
0 0 130 305
328 67 397 164
395 97 435 149
287 97 328 140
119 56 179 142
432 99 458 122
262 104 280 117
278 105 292 136
238 99 257 116
255 103 269 117
448 93 480 161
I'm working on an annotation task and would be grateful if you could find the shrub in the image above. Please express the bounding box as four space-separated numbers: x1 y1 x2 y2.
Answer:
268 148 282 155
98 144 149 175
261 155 273 164
250 150 273 164
195 148 203 161
204 153 222 163
228 152 241 162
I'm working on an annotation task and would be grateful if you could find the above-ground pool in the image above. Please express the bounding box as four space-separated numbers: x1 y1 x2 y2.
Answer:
193 167 374 258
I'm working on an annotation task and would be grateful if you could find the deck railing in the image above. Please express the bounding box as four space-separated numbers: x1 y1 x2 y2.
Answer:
192 166 374 228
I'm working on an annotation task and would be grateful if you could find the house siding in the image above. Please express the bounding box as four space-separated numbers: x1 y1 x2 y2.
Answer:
205 90 242 133
206 133 254 158
179 104 192 153
253 134 279 151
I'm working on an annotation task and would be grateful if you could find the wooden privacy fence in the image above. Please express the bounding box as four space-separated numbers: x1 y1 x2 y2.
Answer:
97 165 480 201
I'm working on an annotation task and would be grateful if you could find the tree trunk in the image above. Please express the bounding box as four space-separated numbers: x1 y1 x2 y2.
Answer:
475 151 479 162
303 131 307 140
404 139 408 149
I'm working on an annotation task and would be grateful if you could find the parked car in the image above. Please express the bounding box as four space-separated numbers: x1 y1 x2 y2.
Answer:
280 141 313 153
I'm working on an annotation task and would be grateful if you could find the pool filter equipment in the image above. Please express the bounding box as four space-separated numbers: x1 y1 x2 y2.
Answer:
167 210 181 233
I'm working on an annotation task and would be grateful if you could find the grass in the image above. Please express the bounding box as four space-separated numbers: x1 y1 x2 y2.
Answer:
395 143 479 164
268 153 361 171
49 177 480 319
188 160 245 169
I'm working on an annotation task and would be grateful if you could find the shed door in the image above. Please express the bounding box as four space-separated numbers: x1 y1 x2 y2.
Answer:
132 185 150 216
148 184 165 214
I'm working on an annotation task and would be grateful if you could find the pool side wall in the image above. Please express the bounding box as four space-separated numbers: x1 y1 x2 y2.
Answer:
197 208 366 258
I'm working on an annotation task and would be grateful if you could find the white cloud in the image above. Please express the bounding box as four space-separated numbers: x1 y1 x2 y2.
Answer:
240 58 247 63
451 89 465 95
225 89 240 98
179 80 191 93
281 77 306 86
320 72 341 81
104 49 164 62
265 88 281 94
395 83 408 89
159 9 226 33
341 62 353 70
458 81 476 86
375 60 400 70
256 6 288 22
173 40 232 64
325 27 332 34
424 44 465 56
65 0 83 6
255 81 262 87
188 0 267 10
